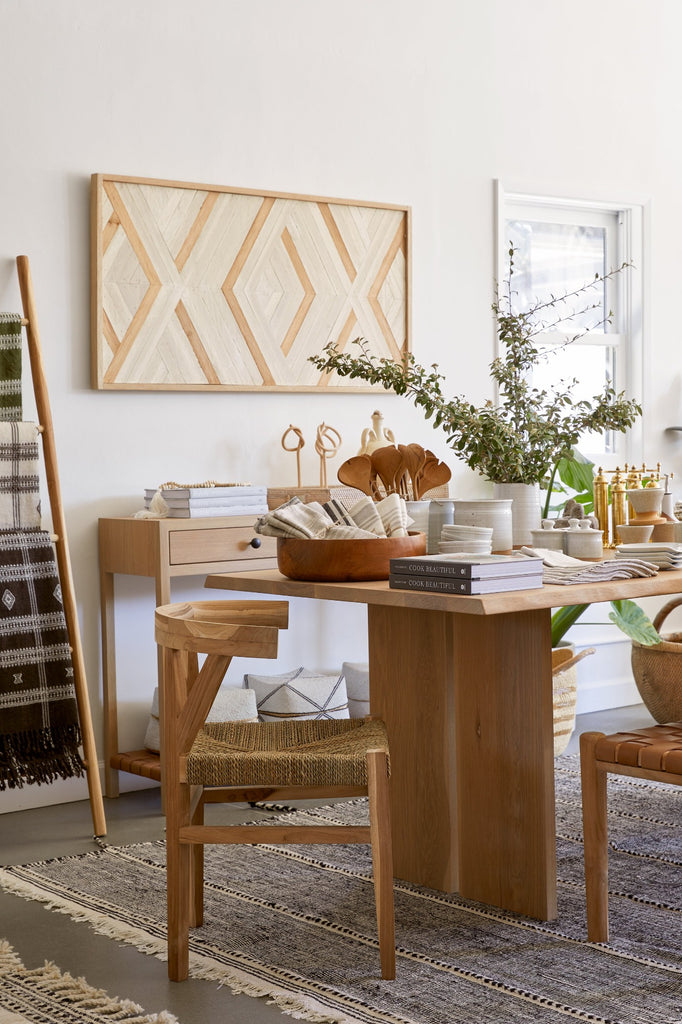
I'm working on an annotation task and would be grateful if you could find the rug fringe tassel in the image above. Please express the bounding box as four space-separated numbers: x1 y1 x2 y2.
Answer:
0 940 178 1023
0 870 362 1024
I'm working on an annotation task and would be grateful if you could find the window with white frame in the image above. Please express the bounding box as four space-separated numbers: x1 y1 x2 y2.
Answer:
496 188 644 469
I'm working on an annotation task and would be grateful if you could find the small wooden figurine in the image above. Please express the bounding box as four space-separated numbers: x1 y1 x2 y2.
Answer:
358 410 396 455
315 422 342 487
281 424 305 488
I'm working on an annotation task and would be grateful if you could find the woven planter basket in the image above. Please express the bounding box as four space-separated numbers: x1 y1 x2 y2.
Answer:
631 596 682 723
552 646 594 757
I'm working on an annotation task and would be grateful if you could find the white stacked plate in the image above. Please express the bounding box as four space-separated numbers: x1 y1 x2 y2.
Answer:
615 542 682 569
439 523 492 555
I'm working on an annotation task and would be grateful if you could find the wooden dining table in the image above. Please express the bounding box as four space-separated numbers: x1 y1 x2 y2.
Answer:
205 564 682 921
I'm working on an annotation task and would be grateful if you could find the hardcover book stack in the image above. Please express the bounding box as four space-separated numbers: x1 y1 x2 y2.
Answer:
388 552 544 594
144 485 268 518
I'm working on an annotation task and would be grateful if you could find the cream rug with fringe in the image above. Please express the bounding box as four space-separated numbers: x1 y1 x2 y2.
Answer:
0 754 681 1024
0 939 177 1024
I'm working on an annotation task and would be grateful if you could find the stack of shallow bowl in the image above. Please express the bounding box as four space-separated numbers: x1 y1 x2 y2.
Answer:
438 523 493 555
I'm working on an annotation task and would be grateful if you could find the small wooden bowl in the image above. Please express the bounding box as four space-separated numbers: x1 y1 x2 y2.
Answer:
277 531 426 582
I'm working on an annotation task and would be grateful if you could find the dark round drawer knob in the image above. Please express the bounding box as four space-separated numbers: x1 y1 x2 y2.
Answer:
249 537 262 549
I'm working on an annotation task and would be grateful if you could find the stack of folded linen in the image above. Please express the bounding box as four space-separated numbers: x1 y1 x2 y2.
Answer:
255 493 413 540
520 546 659 585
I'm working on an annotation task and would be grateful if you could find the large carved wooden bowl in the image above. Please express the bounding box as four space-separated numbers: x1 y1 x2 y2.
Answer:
277 531 426 582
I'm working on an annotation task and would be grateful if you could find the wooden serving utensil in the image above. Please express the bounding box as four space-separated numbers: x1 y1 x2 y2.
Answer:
414 450 452 499
399 443 427 500
337 454 375 496
371 445 404 496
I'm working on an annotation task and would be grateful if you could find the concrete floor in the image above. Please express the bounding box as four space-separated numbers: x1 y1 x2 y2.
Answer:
0 702 656 1024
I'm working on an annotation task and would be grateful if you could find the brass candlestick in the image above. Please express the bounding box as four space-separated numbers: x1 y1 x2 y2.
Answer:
593 466 610 545
611 468 628 546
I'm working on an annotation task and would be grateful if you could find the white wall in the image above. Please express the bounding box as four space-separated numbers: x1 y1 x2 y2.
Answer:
2 0 682 809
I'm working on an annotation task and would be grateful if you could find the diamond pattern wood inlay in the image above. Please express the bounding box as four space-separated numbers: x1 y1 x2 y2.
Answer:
91 174 410 391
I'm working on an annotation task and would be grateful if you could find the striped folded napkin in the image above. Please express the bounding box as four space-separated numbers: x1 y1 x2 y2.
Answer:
519 546 659 584
347 496 388 537
325 523 379 539
255 497 334 538
375 493 411 537
322 497 355 526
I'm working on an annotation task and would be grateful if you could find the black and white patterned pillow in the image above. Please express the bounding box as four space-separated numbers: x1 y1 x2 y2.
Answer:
243 667 349 721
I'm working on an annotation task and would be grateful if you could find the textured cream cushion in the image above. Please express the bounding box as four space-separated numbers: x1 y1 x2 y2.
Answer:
342 661 370 718
144 685 258 753
243 667 349 721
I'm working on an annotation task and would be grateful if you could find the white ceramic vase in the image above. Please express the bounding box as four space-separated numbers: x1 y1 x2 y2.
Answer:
452 498 513 553
406 499 455 554
492 483 542 548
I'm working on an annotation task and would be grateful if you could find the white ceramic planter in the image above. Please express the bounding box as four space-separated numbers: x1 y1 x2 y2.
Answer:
405 499 455 553
453 498 513 553
492 483 542 547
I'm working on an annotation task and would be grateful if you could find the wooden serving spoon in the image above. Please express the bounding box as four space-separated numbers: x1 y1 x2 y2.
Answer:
415 451 452 499
398 443 427 500
337 454 375 496
371 445 404 495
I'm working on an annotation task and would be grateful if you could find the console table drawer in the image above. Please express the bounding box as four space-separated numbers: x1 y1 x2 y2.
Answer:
169 525 275 566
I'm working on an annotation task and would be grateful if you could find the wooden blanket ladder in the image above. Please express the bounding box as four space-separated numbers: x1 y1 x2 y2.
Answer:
16 254 106 837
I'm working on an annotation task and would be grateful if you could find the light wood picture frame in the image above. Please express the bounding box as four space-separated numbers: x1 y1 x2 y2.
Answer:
90 174 411 391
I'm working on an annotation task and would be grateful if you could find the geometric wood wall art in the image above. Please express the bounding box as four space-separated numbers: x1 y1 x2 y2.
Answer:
90 173 411 391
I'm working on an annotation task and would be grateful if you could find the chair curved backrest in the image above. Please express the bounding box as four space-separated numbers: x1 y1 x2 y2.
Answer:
155 599 289 655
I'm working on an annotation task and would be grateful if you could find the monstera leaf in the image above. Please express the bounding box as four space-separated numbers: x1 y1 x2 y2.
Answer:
608 600 661 646
551 599 661 647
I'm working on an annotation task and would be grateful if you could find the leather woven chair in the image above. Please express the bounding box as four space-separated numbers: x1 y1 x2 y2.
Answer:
580 724 682 941
155 600 395 982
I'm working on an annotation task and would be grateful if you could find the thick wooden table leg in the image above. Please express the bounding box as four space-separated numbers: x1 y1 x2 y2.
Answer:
368 603 557 921
368 604 458 892
453 607 556 921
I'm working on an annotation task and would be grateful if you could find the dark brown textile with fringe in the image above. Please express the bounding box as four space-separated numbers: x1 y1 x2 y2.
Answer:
0 530 83 789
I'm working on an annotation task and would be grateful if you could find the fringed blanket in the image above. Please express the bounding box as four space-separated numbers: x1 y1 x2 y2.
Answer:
0 314 22 422
0 422 41 530
0 530 83 790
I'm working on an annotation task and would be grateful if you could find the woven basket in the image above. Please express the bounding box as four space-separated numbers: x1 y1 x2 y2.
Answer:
552 646 595 757
631 596 682 723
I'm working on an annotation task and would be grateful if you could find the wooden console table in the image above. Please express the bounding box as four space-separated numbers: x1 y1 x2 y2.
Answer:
99 515 276 796
205 565 682 921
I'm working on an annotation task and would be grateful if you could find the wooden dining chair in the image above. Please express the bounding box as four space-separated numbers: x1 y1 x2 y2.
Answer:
155 600 395 983
580 723 682 941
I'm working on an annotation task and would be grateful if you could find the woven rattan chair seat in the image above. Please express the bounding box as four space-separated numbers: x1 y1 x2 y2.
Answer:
186 717 390 788
594 723 682 774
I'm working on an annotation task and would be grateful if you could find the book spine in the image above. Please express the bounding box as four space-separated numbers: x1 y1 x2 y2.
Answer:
388 573 543 595
166 506 266 518
389 574 478 594
146 487 267 500
154 496 268 508
390 560 477 577
389 559 542 579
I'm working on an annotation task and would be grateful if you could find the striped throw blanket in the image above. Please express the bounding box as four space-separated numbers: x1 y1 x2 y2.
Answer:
0 314 22 421
0 530 84 790
0 422 41 530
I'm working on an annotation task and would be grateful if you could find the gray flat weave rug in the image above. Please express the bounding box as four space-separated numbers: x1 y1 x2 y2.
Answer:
0 939 177 1023
0 755 680 1024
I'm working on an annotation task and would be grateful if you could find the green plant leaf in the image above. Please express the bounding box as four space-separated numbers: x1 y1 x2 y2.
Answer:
556 451 595 492
551 603 590 647
608 600 661 646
